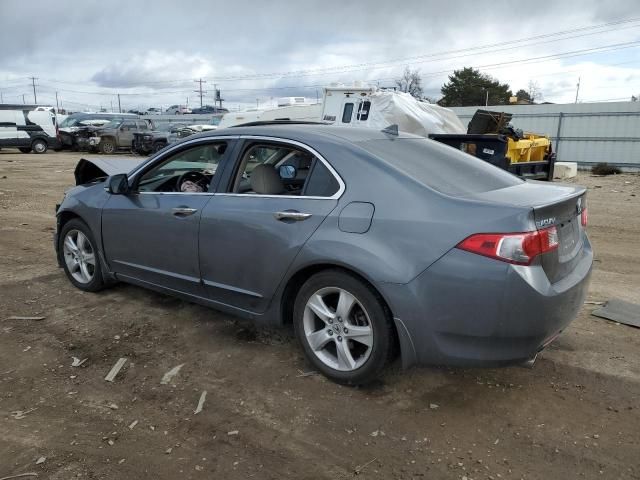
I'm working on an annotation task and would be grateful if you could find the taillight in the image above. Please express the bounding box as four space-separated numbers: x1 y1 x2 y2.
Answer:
457 226 559 265
581 207 588 227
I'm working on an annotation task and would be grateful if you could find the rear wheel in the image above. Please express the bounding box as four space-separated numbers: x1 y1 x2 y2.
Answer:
100 138 116 154
293 270 394 385
31 139 48 154
59 219 105 292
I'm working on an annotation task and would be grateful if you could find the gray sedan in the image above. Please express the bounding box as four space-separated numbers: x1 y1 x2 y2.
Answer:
54 124 593 384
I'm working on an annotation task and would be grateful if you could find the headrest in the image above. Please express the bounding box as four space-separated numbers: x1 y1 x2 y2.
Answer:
250 164 284 195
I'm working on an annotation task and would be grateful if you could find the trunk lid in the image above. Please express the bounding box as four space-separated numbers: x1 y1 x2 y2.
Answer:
468 181 587 283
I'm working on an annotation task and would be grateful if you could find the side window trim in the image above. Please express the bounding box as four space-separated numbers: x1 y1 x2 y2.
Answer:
216 135 345 200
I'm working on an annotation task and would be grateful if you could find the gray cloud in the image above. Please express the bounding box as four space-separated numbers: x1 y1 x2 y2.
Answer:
1 0 638 109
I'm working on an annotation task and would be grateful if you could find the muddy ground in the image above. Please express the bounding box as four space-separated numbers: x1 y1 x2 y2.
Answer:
0 150 639 480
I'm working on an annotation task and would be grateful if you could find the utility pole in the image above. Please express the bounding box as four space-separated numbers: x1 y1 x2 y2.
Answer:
55 91 59 112
22 93 25 104
0 90 3 103
117 94 122 113
194 78 207 108
575 77 581 104
29 76 38 104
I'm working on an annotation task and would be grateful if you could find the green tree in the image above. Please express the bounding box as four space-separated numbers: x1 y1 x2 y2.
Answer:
439 67 512 107
515 89 532 102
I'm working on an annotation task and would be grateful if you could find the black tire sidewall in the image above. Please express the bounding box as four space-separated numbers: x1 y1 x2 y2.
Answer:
293 270 392 385
59 218 104 292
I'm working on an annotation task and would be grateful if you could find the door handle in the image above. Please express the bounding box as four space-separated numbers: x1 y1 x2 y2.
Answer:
172 207 198 217
274 211 313 222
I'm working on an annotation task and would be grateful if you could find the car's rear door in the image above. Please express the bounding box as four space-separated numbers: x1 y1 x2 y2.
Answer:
101 138 235 296
198 137 344 313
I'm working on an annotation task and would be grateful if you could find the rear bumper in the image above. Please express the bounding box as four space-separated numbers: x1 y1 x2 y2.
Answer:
380 236 593 368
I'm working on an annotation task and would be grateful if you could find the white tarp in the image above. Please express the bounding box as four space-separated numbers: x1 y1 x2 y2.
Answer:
365 91 465 135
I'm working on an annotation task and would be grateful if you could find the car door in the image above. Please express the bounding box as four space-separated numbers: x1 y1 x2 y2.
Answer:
101 139 235 296
199 138 344 313
117 120 136 147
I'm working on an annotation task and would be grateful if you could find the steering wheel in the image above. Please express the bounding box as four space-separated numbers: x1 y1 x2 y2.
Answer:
176 171 209 192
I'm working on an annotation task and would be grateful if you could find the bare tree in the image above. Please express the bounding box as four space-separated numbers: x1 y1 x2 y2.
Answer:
527 80 542 102
395 67 423 99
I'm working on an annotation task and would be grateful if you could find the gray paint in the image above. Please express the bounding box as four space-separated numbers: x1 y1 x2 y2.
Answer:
55 124 593 368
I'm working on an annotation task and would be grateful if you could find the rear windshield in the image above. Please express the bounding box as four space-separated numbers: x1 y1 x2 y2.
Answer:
356 138 522 196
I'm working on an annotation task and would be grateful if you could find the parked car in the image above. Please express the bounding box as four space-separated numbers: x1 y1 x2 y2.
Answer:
55 123 592 385
165 105 192 115
58 113 139 149
0 104 61 153
85 118 154 153
144 107 162 115
132 123 187 154
191 105 229 114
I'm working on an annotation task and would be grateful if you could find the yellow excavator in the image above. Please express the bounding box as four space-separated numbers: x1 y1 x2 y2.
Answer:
430 110 556 181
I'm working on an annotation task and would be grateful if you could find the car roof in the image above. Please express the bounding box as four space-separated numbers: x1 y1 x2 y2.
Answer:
200 123 422 146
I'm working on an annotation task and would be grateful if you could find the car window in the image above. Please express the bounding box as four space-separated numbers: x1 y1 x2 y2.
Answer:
356 138 522 196
121 121 136 130
357 100 371 121
342 103 354 123
304 160 340 197
137 142 227 193
137 121 148 131
230 143 335 197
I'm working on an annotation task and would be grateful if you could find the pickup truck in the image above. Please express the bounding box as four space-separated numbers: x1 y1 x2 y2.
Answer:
85 118 154 153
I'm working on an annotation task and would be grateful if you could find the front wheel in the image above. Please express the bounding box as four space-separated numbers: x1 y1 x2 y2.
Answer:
59 218 105 292
100 138 116 154
293 270 394 385
32 139 48 154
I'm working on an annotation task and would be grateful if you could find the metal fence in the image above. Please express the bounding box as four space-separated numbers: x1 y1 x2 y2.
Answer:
450 102 640 170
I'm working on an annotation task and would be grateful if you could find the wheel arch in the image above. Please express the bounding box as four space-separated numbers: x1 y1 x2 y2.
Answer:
279 262 400 357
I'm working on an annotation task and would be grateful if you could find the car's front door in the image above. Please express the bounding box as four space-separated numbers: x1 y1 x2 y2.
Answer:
117 120 137 147
199 139 344 313
101 139 234 296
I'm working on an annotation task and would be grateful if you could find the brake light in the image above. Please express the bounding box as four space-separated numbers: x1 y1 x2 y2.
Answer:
581 207 588 227
457 226 559 265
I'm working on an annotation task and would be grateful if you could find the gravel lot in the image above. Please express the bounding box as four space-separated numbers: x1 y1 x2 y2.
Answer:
1 150 639 480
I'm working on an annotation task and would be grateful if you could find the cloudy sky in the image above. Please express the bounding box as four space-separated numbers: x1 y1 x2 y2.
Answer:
0 0 639 112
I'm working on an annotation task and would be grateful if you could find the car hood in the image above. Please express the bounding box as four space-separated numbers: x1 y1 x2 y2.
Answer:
74 157 147 185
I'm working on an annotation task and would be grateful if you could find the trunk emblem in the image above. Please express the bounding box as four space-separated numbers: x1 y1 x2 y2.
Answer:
536 217 556 228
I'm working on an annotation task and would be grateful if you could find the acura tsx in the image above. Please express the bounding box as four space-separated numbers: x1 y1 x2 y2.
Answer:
54 123 592 384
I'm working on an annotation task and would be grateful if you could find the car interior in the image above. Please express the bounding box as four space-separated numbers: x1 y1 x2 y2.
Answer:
136 142 227 193
232 143 315 195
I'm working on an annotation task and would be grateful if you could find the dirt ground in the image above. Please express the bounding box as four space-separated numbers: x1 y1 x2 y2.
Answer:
1 150 639 480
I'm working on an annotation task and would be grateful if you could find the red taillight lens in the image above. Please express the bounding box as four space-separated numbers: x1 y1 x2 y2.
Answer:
581 207 588 227
457 226 559 265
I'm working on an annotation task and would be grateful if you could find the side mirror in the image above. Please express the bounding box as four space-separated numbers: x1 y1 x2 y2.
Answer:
107 173 129 194
279 164 297 179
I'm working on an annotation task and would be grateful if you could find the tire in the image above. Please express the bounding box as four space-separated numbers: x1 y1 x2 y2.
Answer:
293 269 394 385
152 141 166 154
100 138 116 154
19 147 32 153
59 218 105 292
31 139 48 154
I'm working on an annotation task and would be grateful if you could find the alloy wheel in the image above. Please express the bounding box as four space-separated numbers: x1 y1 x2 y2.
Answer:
303 287 374 371
63 229 96 284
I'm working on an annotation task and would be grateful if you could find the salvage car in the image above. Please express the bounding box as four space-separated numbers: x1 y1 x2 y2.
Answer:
132 123 187 155
86 118 154 153
54 123 593 384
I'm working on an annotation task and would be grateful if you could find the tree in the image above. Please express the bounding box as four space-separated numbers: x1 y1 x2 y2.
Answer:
527 80 542 102
395 67 423 99
515 89 532 102
439 67 512 107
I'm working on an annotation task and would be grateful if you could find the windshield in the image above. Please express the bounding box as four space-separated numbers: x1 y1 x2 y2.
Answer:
59 117 79 128
356 137 523 196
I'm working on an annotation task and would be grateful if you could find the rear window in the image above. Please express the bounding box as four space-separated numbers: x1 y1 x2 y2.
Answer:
356 138 522 196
